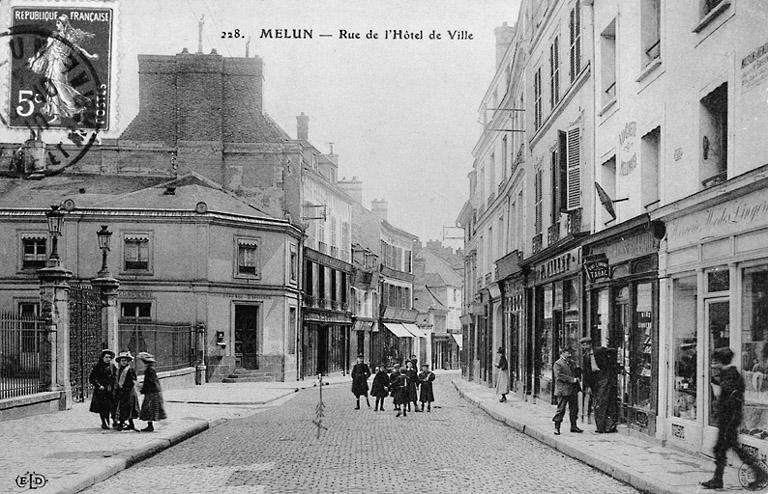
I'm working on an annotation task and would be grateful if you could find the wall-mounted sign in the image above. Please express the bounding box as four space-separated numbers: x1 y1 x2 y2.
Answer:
742 40 768 91
584 257 611 283
619 121 638 176
534 247 580 283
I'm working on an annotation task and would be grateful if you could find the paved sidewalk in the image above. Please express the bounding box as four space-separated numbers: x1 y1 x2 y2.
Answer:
0 375 349 494
453 378 756 494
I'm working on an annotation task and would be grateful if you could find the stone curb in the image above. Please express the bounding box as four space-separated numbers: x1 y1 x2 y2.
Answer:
452 379 681 494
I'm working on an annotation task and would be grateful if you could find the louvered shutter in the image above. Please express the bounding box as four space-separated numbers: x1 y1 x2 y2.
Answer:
566 126 581 210
534 169 543 234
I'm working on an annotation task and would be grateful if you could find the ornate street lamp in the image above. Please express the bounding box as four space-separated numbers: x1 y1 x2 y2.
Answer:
45 204 64 264
96 225 112 277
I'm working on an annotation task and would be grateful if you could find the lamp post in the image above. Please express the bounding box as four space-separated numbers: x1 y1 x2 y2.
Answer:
96 225 112 277
45 204 64 266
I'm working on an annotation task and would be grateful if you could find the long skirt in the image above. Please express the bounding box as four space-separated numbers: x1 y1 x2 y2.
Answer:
496 369 510 395
593 375 618 432
419 382 435 403
140 391 167 421
115 386 140 422
89 387 113 415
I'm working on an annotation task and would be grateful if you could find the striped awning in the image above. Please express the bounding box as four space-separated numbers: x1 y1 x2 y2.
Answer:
451 334 463 349
402 323 428 339
383 322 411 338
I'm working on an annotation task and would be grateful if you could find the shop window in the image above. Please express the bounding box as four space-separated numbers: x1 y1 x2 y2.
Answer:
592 288 610 346
569 0 582 83
539 285 554 398
614 286 631 414
633 282 654 410
700 82 728 188
672 276 698 420
641 0 661 68
562 279 579 353
741 266 768 439
21 236 47 270
707 298 730 426
600 19 617 109
707 268 729 292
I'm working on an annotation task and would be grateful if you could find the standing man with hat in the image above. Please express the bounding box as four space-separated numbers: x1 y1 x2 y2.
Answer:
351 354 371 409
552 346 583 435
580 336 618 433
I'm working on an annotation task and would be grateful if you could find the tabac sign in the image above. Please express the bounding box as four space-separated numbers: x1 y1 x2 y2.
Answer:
583 253 611 283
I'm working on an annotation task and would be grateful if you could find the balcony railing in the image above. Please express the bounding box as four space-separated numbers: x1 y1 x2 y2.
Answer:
566 208 582 235
532 233 543 254
547 221 561 246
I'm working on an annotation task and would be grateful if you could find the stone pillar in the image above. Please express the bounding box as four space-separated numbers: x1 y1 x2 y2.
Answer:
92 276 120 352
195 322 207 385
38 264 73 410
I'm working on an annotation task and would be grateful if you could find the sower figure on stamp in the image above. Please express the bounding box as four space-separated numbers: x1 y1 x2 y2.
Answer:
371 365 390 412
418 364 436 412
351 355 371 409
552 346 583 435
701 347 768 490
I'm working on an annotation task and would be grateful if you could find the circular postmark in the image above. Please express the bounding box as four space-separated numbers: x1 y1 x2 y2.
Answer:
738 460 768 491
1 15 107 174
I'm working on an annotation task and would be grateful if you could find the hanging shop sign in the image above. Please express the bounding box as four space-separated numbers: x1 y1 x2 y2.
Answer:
584 254 611 283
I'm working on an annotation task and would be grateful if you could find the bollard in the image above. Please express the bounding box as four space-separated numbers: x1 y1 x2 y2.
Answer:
195 363 207 385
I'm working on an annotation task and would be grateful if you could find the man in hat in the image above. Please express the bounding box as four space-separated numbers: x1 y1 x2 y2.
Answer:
580 336 618 433
552 346 583 435
351 354 371 409
702 347 768 490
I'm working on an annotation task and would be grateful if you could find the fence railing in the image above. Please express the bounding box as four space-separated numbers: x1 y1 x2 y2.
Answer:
118 321 195 374
0 313 52 400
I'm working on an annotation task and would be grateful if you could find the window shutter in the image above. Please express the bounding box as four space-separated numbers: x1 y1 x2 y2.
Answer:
534 169 543 234
566 126 581 210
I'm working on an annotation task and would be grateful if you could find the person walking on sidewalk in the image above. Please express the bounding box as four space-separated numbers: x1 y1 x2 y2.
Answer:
351 355 372 409
371 365 389 411
495 347 510 403
552 346 583 435
580 337 618 433
114 351 139 431
404 360 420 412
418 364 435 412
701 347 768 490
89 349 115 430
138 352 166 432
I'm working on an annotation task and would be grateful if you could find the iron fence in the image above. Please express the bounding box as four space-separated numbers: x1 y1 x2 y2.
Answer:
0 312 52 400
118 321 195 374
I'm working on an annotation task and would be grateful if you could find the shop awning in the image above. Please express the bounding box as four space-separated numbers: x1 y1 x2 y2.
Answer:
352 320 373 332
451 334 463 349
402 323 428 339
383 322 412 338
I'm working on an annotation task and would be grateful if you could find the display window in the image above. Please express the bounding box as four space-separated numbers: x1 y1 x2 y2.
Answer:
672 275 697 420
741 265 768 441
633 282 654 410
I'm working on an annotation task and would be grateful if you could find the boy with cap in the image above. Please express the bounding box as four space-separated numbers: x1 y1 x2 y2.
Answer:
552 346 583 435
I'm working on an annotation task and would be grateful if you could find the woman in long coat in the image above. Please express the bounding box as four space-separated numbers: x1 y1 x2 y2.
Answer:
138 352 167 432
418 364 436 412
350 355 371 409
495 347 510 402
89 349 115 429
370 365 390 411
404 360 420 412
114 351 140 431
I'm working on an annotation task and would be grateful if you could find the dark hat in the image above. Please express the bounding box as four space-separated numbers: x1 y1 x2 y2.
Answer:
712 347 734 364
497 347 505 354
100 349 115 359
579 337 592 344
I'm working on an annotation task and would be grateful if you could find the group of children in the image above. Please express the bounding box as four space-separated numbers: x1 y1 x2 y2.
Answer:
88 349 167 432
351 355 436 418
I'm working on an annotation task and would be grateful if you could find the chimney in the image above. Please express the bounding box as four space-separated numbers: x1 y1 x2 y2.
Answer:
297 112 309 141
493 22 515 67
338 176 363 204
371 199 388 221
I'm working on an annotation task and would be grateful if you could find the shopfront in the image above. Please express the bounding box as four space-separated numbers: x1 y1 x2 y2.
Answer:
583 215 663 437
524 245 582 402
498 250 524 394
657 169 768 458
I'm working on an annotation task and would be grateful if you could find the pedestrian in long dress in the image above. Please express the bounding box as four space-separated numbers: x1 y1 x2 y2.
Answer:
89 349 115 430
403 360 420 412
701 347 768 490
371 365 390 411
418 364 436 412
495 347 510 403
351 355 372 409
138 352 166 432
114 351 139 431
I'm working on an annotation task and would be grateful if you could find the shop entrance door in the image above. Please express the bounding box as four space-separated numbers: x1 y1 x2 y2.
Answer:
703 298 731 448
614 286 631 423
317 326 328 375
234 304 260 369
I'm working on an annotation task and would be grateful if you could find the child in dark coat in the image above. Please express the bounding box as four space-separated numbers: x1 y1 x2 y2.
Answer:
89 349 115 429
370 365 390 412
418 364 436 412
138 352 166 432
114 351 139 431
404 360 420 412
389 364 408 417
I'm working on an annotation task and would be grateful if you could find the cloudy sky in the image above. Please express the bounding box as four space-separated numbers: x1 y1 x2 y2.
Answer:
7 0 523 245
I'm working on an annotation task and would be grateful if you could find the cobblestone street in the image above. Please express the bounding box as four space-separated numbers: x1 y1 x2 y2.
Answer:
81 373 639 493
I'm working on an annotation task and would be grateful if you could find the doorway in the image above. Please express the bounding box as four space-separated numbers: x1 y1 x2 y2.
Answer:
317 326 328 375
234 304 260 369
